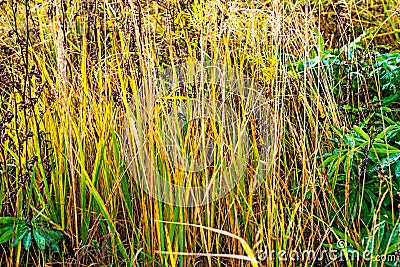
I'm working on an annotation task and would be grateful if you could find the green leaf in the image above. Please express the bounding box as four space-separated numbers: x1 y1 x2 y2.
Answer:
13 226 28 247
376 222 385 250
33 229 46 250
395 161 400 180
386 242 400 255
0 217 16 225
344 134 355 148
381 107 392 112
23 231 32 251
46 229 63 240
382 115 396 125
353 125 370 141
331 125 344 138
0 229 13 244
376 125 400 140
50 242 61 253
330 228 357 248
384 223 400 250
371 148 400 156
382 94 400 107
368 153 400 172
0 225 13 236
314 29 325 53
322 155 337 168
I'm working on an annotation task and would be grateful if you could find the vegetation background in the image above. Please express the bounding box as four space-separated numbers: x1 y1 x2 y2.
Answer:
0 0 399 266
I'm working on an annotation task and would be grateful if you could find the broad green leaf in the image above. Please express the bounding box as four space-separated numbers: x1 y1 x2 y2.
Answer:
365 189 378 204
395 161 400 180
322 155 337 168
386 243 400 255
371 148 400 155
0 225 13 236
23 231 32 251
384 223 400 248
51 242 61 253
368 153 400 172
33 229 46 250
0 217 16 225
381 107 392 112
46 229 63 240
0 229 13 244
354 138 369 147
376 125 400 140
381 115 396 125
382 94 400 106
353 125 370 141
13 226 28 247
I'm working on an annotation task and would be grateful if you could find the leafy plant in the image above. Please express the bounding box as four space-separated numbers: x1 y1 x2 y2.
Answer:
0 217 63 252
372 51 400 93
303 32 400 265
295 31 400 111
330 222 400 266
323 120 400 222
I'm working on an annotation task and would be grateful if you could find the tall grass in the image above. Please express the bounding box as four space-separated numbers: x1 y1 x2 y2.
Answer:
0 0 399 266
